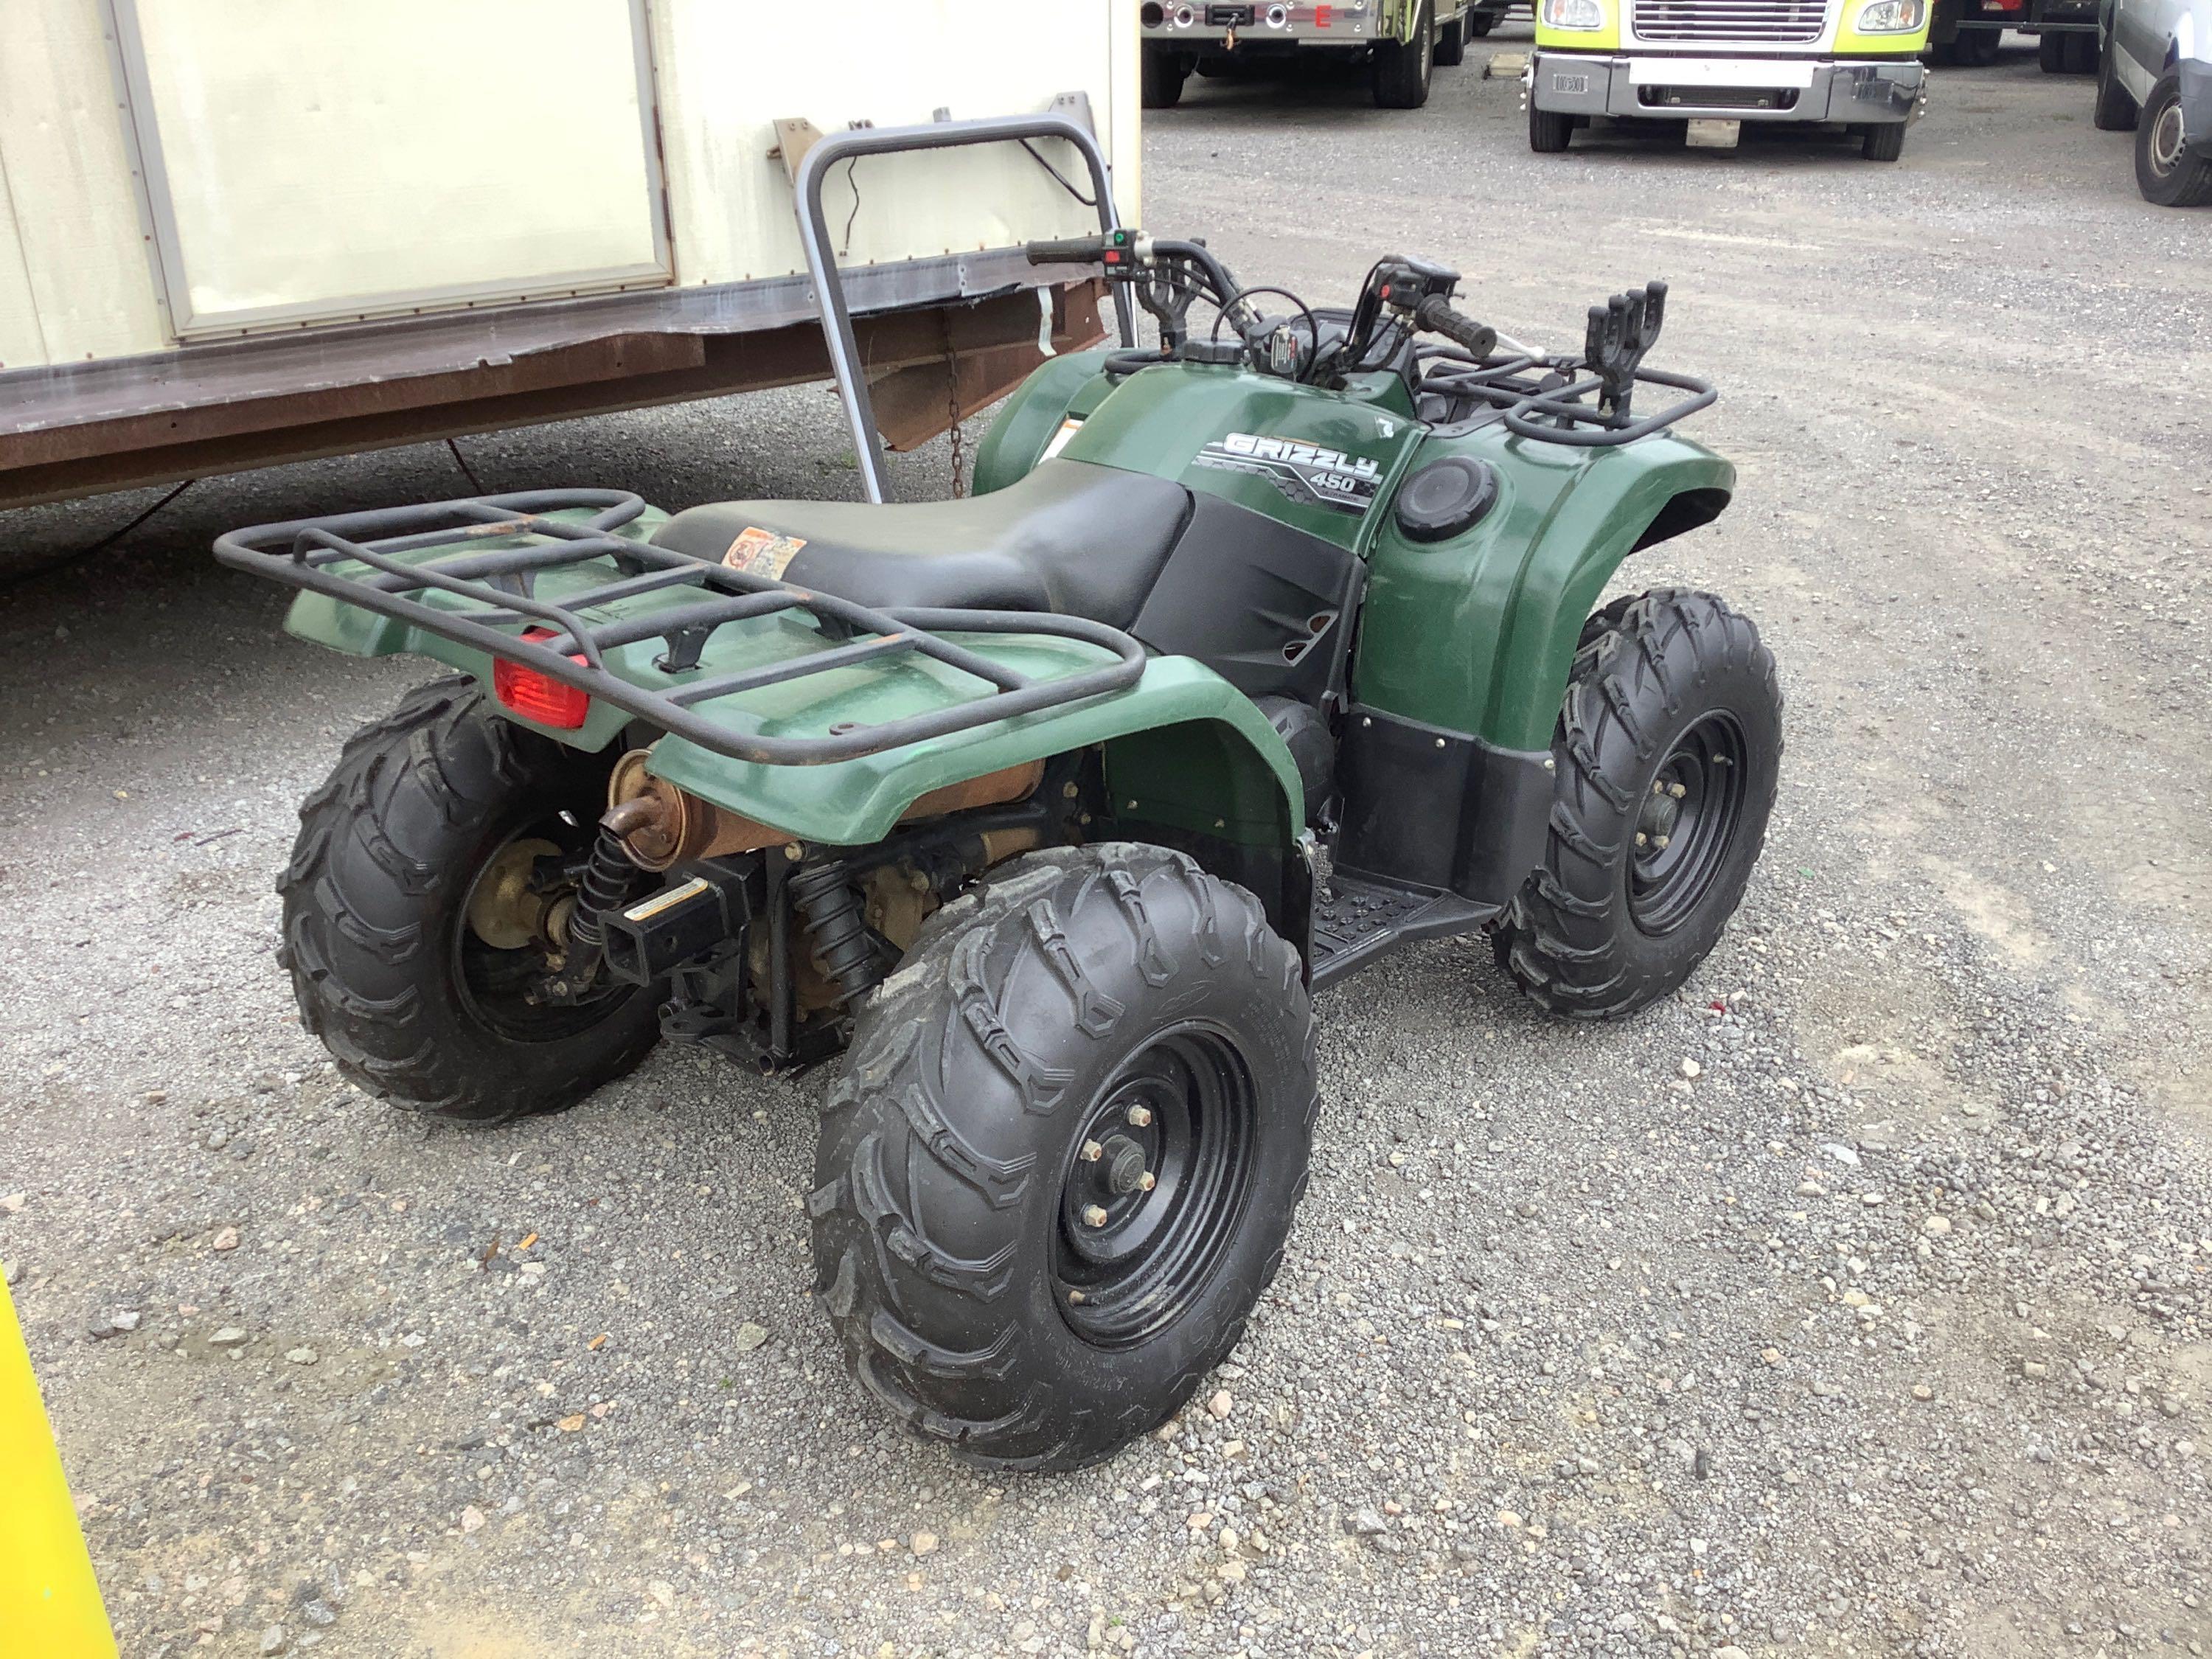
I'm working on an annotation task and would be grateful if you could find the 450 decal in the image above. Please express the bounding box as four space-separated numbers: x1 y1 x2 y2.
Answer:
1192 431 1384 513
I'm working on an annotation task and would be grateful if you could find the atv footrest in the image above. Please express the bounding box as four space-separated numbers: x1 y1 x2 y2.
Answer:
1308 869 1495 990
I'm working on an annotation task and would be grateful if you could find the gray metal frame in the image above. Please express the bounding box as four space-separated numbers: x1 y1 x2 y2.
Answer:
792 111 1138 505
100 0 674 341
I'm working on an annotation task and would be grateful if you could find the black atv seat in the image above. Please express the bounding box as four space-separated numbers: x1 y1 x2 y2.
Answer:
648 459 1193 631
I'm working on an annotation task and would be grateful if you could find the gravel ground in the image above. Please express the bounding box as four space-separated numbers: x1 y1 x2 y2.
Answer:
5 32 2211 1659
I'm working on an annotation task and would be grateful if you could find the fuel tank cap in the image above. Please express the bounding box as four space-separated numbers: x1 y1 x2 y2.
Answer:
1394 456 1499 543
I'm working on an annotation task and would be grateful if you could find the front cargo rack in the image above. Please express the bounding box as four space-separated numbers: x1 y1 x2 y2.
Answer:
1413 278 1717 448
213 490 1147 766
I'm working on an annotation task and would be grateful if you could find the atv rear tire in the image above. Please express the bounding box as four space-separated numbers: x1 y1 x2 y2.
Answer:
1492 591 1782 1020
810 845 1318 1471
279 677 661 1123
1372 0 1436 107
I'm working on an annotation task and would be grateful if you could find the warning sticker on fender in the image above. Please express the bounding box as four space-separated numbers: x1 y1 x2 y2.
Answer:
721 526 807 579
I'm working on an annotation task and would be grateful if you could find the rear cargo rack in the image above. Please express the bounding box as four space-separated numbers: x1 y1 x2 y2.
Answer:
213 490 1147 766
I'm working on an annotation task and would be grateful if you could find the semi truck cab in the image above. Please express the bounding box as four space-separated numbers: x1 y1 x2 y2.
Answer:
1523 0 1930 158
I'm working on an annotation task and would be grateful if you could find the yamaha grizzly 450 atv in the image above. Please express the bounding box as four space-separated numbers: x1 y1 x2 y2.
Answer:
218 233 1781 1470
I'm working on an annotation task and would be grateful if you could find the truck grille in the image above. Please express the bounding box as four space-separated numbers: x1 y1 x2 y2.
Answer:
1630 0 1827 41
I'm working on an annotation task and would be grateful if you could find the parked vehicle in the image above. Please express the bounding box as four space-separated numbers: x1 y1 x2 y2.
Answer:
217 229 1782 1472
1927 0 2098 68
1140 0 1484 108
2094 0 2212 204
1523 0 1930 159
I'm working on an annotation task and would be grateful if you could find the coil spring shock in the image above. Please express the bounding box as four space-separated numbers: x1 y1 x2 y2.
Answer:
559 821 650 990
787 860 878 1004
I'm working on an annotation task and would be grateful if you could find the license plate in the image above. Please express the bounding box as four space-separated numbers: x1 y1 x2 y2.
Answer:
1551 72 1591 92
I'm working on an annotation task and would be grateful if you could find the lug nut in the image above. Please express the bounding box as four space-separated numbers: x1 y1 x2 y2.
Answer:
1635 832 1649 848
1081 1140 1105 1162
1653 835 1671 850
1138 1172 1157 1193
1669 782 1688 799
1082 1203 1109 1228
1126 1105 1153 1128
1653 780 1666 796
1068 1289 1086 1305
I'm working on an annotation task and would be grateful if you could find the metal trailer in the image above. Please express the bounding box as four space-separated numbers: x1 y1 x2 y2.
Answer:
0 0 1146 511
1138 0 1489 107
1928 0 2100 68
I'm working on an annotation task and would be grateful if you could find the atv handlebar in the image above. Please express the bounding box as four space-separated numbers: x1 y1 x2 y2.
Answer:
1413 294 1498 360
1025 234 1113 265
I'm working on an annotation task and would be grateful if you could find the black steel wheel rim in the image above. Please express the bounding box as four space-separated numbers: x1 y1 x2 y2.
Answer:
453 817 626 1043
1628 712 1749 936
1052 1026 1259 1350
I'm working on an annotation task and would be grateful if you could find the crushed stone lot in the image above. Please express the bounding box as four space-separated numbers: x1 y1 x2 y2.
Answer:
4 34 2211 1659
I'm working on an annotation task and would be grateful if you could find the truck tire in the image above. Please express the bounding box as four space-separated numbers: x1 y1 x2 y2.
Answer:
1470 8 1500 32
1530 102 1576 151
2093 32 2139 128
1142 47 1189 109
2136 72 2212 204
1862 122 1907 161
1372 0 1436 107
1952 28 2003 63
279 677 661 1123
1492 591 1782 1020
1437 13 1468 64
2038 29 2067 70
810 844 1318 1471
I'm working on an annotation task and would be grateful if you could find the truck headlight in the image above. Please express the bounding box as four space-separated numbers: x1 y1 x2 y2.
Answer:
1855 0 1925 30
1540 0 1607 29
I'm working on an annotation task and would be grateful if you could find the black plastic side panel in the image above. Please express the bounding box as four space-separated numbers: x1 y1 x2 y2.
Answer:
1335 704 1554 907
1130 492 1363 707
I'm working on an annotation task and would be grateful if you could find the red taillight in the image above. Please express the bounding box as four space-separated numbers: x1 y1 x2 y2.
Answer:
494 627 591 729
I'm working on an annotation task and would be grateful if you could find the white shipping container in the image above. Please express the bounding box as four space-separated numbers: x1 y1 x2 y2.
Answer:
0 0 1141 504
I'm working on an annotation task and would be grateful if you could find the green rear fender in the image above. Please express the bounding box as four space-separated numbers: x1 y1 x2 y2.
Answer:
1354 430 1736 753
643 654 1304 852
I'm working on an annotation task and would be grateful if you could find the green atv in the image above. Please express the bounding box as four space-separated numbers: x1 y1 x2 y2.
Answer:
217 232 1781 1471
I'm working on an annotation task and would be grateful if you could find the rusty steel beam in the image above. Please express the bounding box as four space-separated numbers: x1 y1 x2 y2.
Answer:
0 281 1107 511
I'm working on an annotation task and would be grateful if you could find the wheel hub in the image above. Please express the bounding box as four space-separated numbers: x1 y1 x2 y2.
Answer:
1629 712 1750 936
1051 1029 1259 1350
2151 105 2186 174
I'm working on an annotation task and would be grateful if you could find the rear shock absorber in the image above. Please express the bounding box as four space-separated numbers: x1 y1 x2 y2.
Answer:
556 807 655 995
787 860 879 1004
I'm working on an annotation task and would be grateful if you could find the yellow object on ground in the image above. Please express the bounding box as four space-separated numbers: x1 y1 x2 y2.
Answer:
0 1276 117 1658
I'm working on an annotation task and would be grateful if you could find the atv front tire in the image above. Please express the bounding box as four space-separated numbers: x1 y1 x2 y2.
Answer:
1492 591 1782 1020
810 845 1318 1471
279 677 661 1123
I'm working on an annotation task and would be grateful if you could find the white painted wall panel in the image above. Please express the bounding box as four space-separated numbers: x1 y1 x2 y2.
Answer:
650 0 1139 285
0 0 170 363
0 161 49 372
122 0 669 334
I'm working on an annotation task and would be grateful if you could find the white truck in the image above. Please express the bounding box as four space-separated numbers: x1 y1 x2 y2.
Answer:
0 0 1145 511
1138 0 1496 108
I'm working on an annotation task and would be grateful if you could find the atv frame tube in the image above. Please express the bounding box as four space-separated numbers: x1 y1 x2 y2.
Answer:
793 112 1138 507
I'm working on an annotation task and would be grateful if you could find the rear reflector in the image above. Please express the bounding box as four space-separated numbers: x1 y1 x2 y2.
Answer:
494 628 591 729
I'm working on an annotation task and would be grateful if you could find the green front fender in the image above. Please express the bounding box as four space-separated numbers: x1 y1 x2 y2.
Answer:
1354 429 1736 752
647 655 1303 849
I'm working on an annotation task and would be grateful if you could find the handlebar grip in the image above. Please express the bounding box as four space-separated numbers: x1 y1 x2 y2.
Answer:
1414 293 1498 358
1026 236 1108 265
